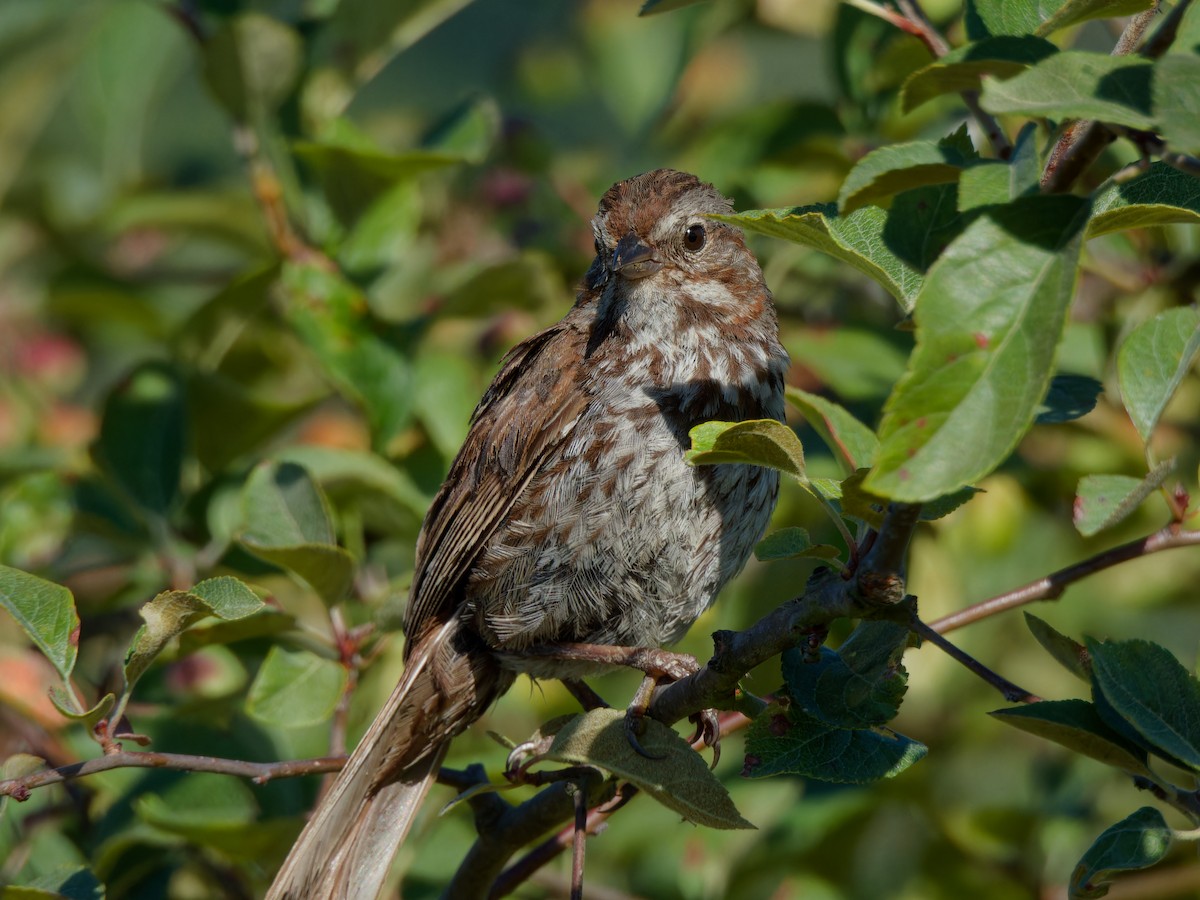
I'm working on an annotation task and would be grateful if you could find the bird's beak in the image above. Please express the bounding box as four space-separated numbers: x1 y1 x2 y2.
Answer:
612 232 661 280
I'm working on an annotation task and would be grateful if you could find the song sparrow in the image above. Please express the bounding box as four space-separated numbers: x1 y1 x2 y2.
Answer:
267 169 789 899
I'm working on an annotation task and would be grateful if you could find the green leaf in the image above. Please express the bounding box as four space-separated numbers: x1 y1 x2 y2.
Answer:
866 195 1089 502
1089 162 1200 237
918 485 984 520
3 866 105 900
48 690 114 729
421 95 500 165
965 0 1061 37
785 387 878 473
245 645 347 727
124 582 265 691
786 329 911 401
239 461 356 605
990 699 1151 776
1088 637 1200 772
413 348 481 459
838 469 885 529
783 621 910 729
189 577 267 620
958 124 1042 211
241 461 336 547
754 527 841 563
966 0 1153 38
304 0 477 125
1036 0 1155 37
202 13 302 121
1025 613 1091 682
94 362 186 517
902 36 1059 112
1154 56 1200 154
1117 307 1200 443
1037 373 1103 424
686 419 805 479
837 136 976 215
543 707 753 829
280 261 413 449
293 135 462 227
639 0 709 13
275 445 431 518
0 565 78 683
980 53 1155 130
1069 807 1172 899
714 206 923 311
744 703 926 783
1074 460 1174 537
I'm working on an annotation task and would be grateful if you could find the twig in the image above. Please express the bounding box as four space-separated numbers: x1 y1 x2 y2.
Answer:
1041 4 1174 193
929 526 1200 634
909 616 1041 703
1 751 345 800
891 0 1013 157
570 784 586 900
489 784 639 900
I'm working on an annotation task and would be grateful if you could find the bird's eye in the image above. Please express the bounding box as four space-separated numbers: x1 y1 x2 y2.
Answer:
683 223 706 253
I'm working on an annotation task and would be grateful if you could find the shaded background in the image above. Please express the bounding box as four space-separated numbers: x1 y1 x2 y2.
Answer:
2 0 1199 897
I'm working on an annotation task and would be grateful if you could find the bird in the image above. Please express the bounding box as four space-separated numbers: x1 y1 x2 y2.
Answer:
266 168 789 899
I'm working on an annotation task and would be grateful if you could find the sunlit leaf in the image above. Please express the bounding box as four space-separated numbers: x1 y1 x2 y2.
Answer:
245 645 346 727
0 565 78 683
1089 162 1200 237
715 206 924 311
543 707 753 829
1074 460 1174 537
867 196 1089 501
980 53 1155 130
1116 307 1200 443
686 419 805 479
785 387 878 474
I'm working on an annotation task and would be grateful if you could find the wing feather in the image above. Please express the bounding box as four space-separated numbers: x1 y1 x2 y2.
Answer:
402 313 591 648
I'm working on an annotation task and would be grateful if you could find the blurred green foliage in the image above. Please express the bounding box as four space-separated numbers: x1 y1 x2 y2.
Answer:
2 0 1200 898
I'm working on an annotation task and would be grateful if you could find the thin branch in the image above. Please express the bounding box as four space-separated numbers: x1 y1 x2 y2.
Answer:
1 751 346 801
570 784 586 900
909 616 1041 703
929 526 1200 634
891 0 1013 157
1041 3 1178 193
490 784 639 900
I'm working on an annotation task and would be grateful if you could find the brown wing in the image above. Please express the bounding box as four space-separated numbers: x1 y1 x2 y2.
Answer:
402 312 591 651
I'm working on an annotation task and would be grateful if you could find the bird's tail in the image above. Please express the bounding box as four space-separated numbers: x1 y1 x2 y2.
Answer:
266 620 509 900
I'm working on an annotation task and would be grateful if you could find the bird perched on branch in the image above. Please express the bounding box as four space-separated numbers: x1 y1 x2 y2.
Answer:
267 168 788 899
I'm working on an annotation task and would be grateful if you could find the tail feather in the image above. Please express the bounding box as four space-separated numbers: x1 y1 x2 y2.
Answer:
267 620 509 900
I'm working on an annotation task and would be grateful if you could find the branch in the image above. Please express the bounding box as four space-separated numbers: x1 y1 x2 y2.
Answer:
1041 2 1182 193
1 751 346 801
928 526 1200 634
909 616 1041 703
893 0 1013 157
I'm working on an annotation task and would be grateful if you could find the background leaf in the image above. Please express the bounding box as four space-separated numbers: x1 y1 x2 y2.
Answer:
0 564 79 684
1073 460 1174 537
245 645 347 727
1116 307 1200 443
